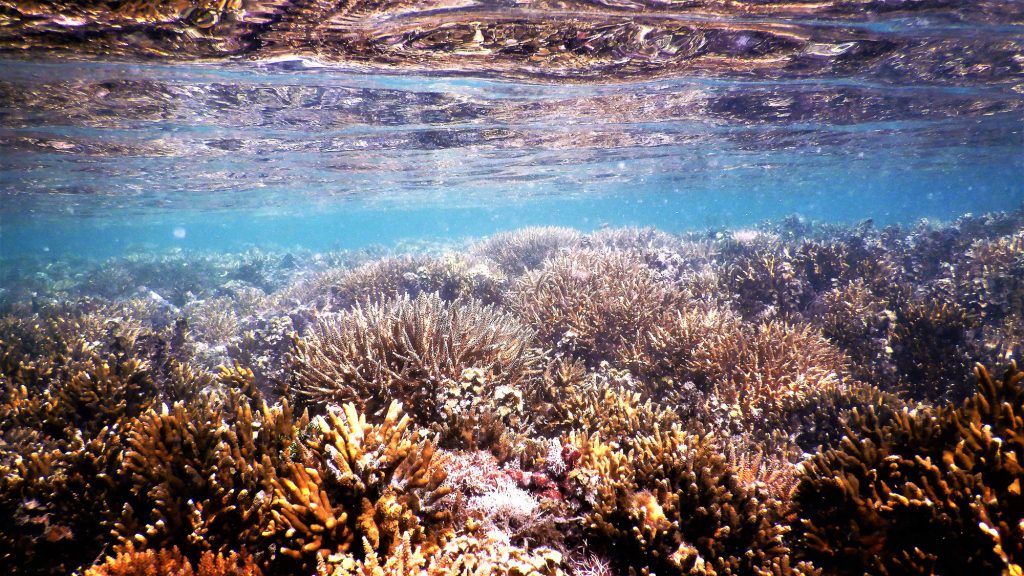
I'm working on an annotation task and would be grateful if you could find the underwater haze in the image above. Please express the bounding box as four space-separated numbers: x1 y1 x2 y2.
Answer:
2 1 1024 575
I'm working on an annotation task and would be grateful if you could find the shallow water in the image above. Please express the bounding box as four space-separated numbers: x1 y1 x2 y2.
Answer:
1 54 1022 258
2 4 1024 575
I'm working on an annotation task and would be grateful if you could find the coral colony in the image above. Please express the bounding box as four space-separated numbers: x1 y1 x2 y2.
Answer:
1 210 1023 576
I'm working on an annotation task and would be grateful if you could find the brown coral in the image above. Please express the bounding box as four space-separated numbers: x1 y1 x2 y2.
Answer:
470 226 582 277
889 298 980 401
689 319 851 419
262 402 450 571
721 240 808 320
319 532 563 576
115 378 303 561
809 278 896 384
0 311 168 575
512 249 681 368
570 427 813 575
85 545 263 576
793 363 1024 575
290 293 542 445
956 229 1024 323
317 255 506 311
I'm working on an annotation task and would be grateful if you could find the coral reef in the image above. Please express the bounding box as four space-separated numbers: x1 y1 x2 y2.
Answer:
310 255 505 311
569 427 815 575
470 226 582 277
512 249 682 368
262 402 450 571
115 389 296 559
793 363 1024 575
318 532 563 576
290 293 542 447
2 209 1023 576
85 546 263 576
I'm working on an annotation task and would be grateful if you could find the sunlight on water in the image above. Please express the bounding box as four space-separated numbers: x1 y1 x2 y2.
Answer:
2 3 1024 575
1 59 1021 257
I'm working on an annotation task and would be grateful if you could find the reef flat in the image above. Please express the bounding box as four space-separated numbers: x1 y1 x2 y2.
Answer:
1 208 1023 575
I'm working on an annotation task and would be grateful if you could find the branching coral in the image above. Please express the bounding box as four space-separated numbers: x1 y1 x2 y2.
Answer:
0 422 126 575
470 226 582 277
954 230 1024 341
721 240 808 320
184 296 242 346
0 311 170 575
586 226 681 254
319 532 563 576
889 299 980 402
793 363 1024 575
290 293 542 446
809 278 896 384
85 545 263 576
569 427 815 576
3 215 1024 576
312 255 505 311
115 385 303 561
512 249 681 368
620 300 744 391
766 378 907 452
538 364 680 448
262 402 450 571
689 319 850 419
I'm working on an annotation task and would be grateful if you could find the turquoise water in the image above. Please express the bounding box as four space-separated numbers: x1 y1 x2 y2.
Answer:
3 8 1024 575
1 59 1021 258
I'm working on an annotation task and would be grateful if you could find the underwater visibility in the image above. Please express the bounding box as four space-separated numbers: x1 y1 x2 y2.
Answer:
1 1 1024 575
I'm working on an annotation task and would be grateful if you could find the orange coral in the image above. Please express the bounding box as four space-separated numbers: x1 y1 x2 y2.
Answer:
85 545 262 576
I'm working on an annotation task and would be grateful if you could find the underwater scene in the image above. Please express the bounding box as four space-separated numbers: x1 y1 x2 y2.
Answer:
1 1 1024 575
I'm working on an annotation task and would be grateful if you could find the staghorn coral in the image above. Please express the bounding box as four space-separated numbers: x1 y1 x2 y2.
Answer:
85 545 263 576
619 300 744 393
809 278 897 384
319 531 563 576
538 364 681 448
2 215 1024 576
955 229 1024 324
586 226 682 254
115 374 304 562
470 226 582 277
570 427 815 576
512 249 682 368
889 298 980 402
314 255 505 311
1 423 126 575
227 314 297 398
693 319 849 416
793 363 1024 575
792 240 854 293
184 297 243 346
721 239 808 320
290 293 542 446
262 401 450 571
765 378 908 452
0 310 173 575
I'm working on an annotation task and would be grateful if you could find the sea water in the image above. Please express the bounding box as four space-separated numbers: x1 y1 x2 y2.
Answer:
2 6 1024 575
1 58 1021 258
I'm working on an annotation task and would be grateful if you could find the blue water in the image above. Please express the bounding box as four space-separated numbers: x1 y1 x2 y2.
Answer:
1 59 1022 258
